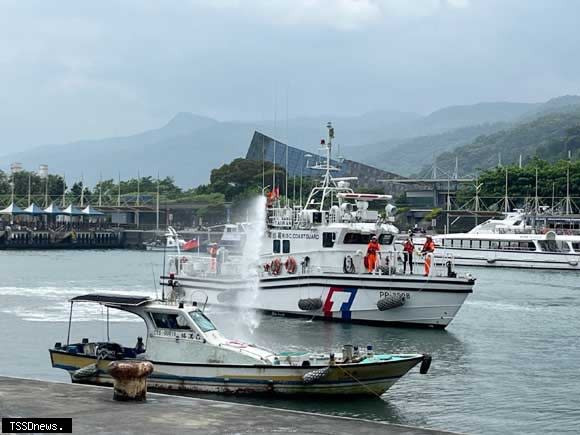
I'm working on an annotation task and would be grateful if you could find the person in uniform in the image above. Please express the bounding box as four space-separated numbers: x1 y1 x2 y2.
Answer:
421 235 436 276
366 235 381 272
402 237 415 274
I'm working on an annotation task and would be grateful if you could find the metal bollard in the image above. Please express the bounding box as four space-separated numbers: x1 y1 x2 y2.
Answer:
107 361 154 402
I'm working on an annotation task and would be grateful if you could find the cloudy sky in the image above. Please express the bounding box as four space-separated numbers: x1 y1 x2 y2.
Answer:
1 0 579 153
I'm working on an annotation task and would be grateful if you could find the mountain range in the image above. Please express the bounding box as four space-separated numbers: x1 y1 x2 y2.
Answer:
2 95 580 186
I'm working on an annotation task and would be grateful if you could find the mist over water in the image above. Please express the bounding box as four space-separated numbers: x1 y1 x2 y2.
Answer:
235 195 267 334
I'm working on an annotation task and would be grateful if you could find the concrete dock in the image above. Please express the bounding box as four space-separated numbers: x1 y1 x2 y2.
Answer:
0 377 458 435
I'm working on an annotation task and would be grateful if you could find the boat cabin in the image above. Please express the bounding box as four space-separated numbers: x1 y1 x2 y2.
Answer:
56 294 277 366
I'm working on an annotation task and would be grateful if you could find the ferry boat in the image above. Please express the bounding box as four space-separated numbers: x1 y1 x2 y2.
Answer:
403 212 580 270
49 293 432 396
163 123 476 329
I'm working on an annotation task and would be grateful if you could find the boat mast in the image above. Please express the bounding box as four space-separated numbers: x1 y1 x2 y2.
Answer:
504 167 509 213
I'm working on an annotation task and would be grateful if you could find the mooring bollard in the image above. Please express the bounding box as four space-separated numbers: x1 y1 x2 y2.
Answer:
107 360 154 402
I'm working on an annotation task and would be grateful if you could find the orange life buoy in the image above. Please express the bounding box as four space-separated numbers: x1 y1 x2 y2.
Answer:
285 257 297 274
270 258 282 275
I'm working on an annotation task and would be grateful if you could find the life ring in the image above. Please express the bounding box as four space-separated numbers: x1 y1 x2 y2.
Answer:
343 255 356 274
285 257 297 274
270 258 282 275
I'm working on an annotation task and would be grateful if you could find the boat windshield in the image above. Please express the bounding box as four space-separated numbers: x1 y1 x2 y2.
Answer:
189 310 217 332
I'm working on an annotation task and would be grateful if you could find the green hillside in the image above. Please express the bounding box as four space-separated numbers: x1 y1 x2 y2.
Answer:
435 109 580 175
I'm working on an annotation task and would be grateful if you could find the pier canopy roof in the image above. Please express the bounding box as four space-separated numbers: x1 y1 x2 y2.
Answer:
82 205 105 216
23 203 47 215
44 203 63 215
61 205 83 216
0 203 25 215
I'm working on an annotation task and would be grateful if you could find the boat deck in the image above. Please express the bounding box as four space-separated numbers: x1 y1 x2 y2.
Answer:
0 376 458 435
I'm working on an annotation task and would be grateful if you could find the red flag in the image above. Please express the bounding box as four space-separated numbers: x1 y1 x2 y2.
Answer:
183 239 198 251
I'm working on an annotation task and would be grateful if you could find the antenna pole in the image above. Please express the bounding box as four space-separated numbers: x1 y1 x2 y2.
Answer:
504 167 509 213
566 164 571 215
44 173 49 207
98 173 102 207
80 173 84 207
27 173 31 207
535 167 539 214
285 89 289 207
62 172 66 207
156 173 160 231
117 172 121 207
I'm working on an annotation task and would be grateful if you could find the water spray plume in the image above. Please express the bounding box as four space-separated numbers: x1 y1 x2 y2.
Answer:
237 195 266 334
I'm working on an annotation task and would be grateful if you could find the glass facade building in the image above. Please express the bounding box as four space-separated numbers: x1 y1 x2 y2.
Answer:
246 131 400 188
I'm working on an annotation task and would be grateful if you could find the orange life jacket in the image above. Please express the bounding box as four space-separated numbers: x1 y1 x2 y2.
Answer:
367 241 381 255
423 239 435 253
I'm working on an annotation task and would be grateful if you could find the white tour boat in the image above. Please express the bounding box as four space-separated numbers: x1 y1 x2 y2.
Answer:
50 294 432 396
164 123 475 329
404 211 580 270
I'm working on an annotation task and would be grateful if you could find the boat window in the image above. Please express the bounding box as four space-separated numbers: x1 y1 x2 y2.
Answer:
480 240 490 249
282 239 290 253
538 240 564 253
189 310 217 333
322 232 335 248
273 239 281 253
572 242 580 252
379 234 394 245
343 233 370 244
149 312 191 330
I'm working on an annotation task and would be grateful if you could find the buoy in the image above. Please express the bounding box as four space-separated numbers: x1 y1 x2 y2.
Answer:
298 298 323 311
72 363 98 381
343 255 356 274
377 294 406 311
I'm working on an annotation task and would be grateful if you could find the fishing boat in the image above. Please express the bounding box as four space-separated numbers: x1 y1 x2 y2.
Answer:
49 293 432 396
163 123 476 329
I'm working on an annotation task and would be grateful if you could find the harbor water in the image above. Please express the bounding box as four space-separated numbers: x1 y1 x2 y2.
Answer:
0 250 579 434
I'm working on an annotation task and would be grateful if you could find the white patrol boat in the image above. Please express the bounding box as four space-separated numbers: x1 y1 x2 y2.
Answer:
164 123 475 329
49 294 431 396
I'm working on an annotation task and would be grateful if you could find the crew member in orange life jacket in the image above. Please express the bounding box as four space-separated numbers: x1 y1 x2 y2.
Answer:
402 237 414 274
366 235 381 272
208 242 218 272
421 235 436 276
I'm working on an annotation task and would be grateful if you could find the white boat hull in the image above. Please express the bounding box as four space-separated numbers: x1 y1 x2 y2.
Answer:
401 247 580 270
171 273 474 328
